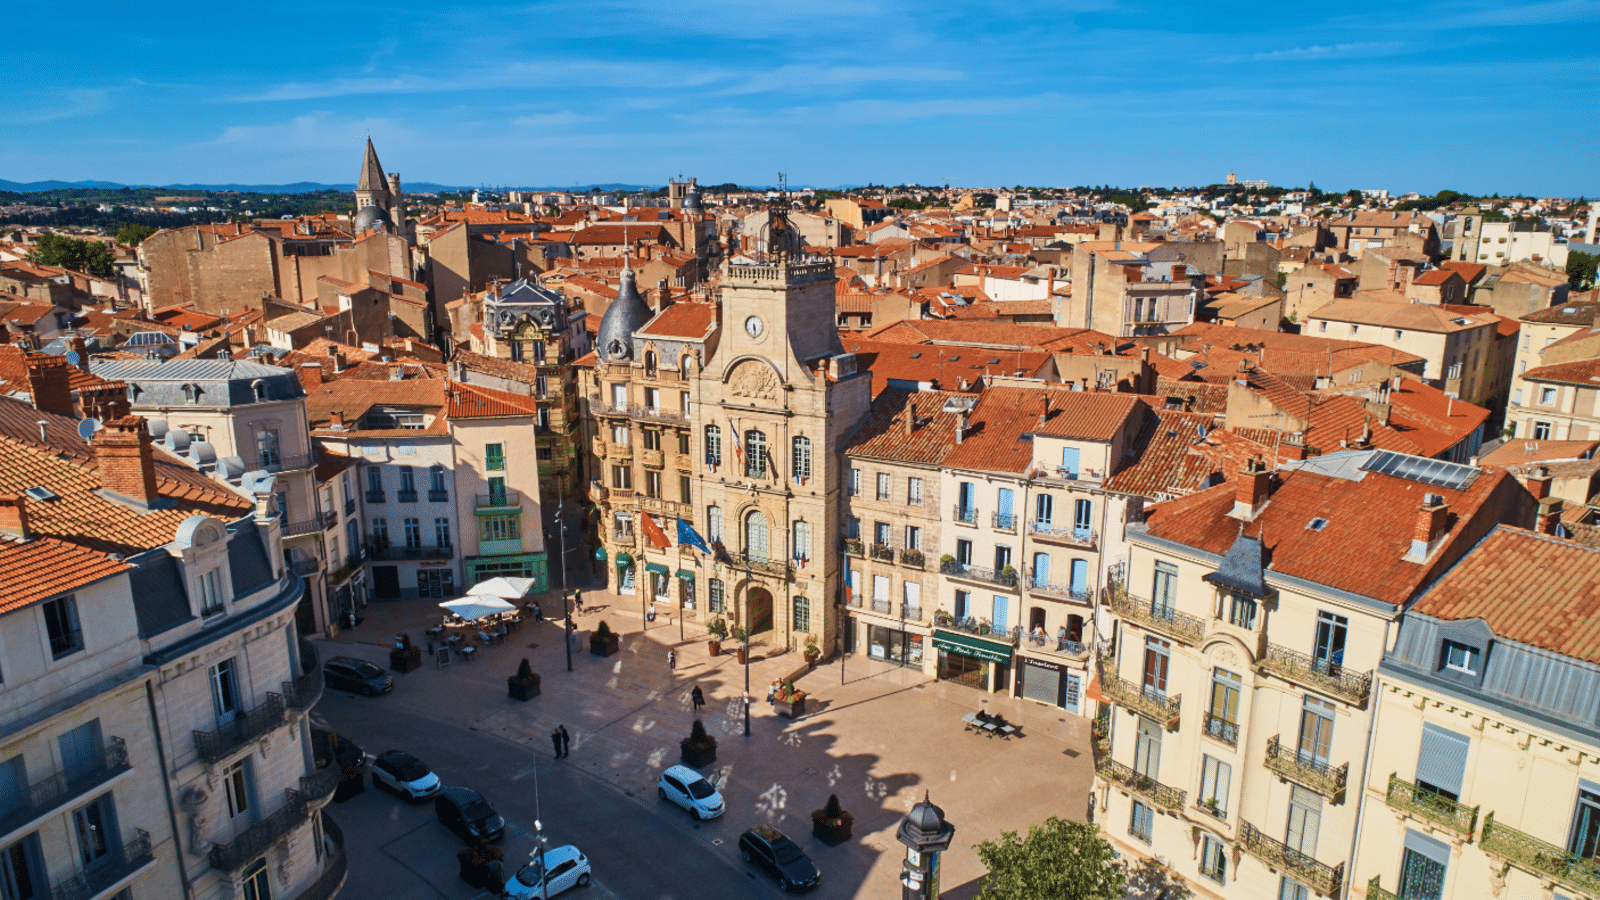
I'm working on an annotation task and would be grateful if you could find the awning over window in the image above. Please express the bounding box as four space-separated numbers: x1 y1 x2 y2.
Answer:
645 562 670 575
614 552 634 568
675 569 696 581
931 630 1013 664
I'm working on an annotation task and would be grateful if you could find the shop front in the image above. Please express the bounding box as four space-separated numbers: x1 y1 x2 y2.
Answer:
931 630 1013 692
864 622 924 668
614 552 635 593
1014 655 1083 712
675 570 697 610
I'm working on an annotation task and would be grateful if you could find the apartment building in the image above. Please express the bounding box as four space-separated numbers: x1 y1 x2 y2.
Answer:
1510 357 1600 442
1350 523 1600 900
1304 299 1502 408
1057 242 1204 338
446 383 548 588
0 402 342 900
1095 450 1532 899
1508 302 1597 425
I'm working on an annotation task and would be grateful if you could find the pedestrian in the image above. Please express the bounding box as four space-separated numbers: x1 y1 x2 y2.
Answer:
550 729 562 758
559 725 571 758
574 590 584 613
667 649 677 670
691 685 704 712
533 602 542 623
768 679 779 704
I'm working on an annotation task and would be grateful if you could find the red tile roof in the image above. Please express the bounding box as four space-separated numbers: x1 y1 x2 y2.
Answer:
637 301 716 339
843 389 963 465
446 382 540 418
1522 356 1600 387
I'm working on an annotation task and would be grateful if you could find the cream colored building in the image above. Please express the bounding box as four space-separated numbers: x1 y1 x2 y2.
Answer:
1507 301 1598 433
1304 298 1502 408
1511 357 1600 442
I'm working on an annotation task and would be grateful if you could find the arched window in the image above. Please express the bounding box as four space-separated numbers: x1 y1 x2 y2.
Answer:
644 350 657 377
792 436 812 483
183 383 200 404
707 505 723 543
704 425 722 468
250 380 268 401
744 430 767 478
793 595 811 633
744 510 769 561
680 354 694 374
792 520 811 564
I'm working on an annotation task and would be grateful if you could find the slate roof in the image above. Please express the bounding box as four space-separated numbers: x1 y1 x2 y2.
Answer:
1203 533 1269 597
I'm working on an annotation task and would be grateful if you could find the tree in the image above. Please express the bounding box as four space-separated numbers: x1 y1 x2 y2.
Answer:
115 223 157 246
1568 250 1597 291
31 233 114 278
975 817 1125 900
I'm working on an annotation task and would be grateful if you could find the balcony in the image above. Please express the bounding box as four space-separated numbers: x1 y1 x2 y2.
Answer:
1257 644 1372 706
283 513 330 537
300 813 348 900
733 552 793 580
1365 877 1401 900
0 736 130 840
1026 572 1093 604
1384 773 1475 838
952 504 978 526
210 789 309 874
900 548 925 569
1029 520 1098 550
640 448 665 469
1096 757 1185 814
673 453 693 471
290 557 320 576
612 529 636 546
1203 713 1239 748
629 403 688 425
1098 669 1181 730
365 490 386 504
589 481 608 503
429 488 450 502
870 599 893 615
396 489 419 503
840 537 864 556
901 602 924 622
1110 593 1205 644
869 543 895 562
51 828 153 900
991 511 1017 533
932 612 1021 646
476 490 521 510
637 495 689 517
1238 820 1343 897
590 436 609 458
1265 737 1348 803
940 561 1019 590
1483 813 1600 894
193 693 286 764
367 542 453 560
1021 632 1089 660
327 551 365 584
282 673 324 713
300 764 341 807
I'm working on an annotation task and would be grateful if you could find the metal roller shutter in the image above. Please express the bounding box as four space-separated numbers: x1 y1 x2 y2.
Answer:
1022 661 1060 705
1415 723 1470 796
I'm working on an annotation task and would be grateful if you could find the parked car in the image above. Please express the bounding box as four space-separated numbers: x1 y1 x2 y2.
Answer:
323 656 394 695
502 844 591 899
436 786 506 845
657 764 724 820
311 729 364 770
739 825 819 893
371 750 440 801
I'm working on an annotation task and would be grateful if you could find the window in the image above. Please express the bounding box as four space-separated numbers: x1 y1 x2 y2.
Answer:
793 596 810 633
531 341 546 364
956 538 972 566
1442 640 1480 674
199 570 223 617
846 517 860 539
872 575 890 604
210 658 241 719
680 475 692 503
71 793 116 872
1199 756 1231 819
1298 696 1335 767
677 432 690 454
1073 499 1092 536
1035 493 1053 525
1398 836 1448 900
534 374 549 399
704 425 722 467
242 857 272 900
1395 329 1403 341
644 470 662 498
435 518 451 549
371 518 387 546
1152 561 1178 613
58 720 102 782
1319 321 1328 332
430 466 447 495
509 340 523 362
874 521 891 547
644 352 658 378
1130 800 1153 843
848 468 861 497
43 595 83 659
792 437 811 482
1228 593 1257 629
1415 723 1469 801
907 477 923 505
707 506 723 543
954 589 970 619
485 443 505 471
224 758 253 819
366 467 382 495
991 595 1008 632
609 383 626 409
710 579 726 614
1514 389 1523 405
1060 447 1079 478
1571 786 1600 866
680 392 691 417
399 466 416 493
744 510 769 560
1133 717 1161 777
1535 421 1553 440
793 521 810 564
1285 786 1322 857
1143 637 1170 696
744 430 767 478
643 429 661 451
1279 878 1311 900
0 757 23 821
610 465 632 490
996 487 1015 529
255 429 280 467
1312 611 1348 673
1199 834 1227 884
478 515 520 542
876 472 891 501
404 517 421 550
611 424 629 445
1207 668 1240 744
904 525 921 551
1541 387 1558 405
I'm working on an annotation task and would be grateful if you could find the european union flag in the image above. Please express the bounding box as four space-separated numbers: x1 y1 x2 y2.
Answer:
676 517 711 555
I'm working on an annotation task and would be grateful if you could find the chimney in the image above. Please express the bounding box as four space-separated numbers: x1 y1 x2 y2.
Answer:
903 407 914 436
330 410 345 429
1537 497 1564 535
1280 431 1307 461
1231 457 1271 520
1527 465 1552 501
92 416 159 507
1037 396 1048 427
25 355 74 417
334 352 347 373
0 494 29 540
67 336 89 370
79 383 131 422
1410 494 1450 557
298 362 323 392
956 412 969 443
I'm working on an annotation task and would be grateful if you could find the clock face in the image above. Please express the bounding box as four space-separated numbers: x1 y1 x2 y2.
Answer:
745 316 764 337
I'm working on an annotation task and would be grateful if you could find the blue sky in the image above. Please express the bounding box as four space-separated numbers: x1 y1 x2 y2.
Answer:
5 0 1597 195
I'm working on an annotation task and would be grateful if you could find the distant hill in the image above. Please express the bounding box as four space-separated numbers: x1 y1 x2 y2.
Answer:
0 179 128 192
0 179 672 195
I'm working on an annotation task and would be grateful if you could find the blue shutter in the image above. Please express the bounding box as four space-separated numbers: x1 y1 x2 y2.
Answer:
997 488 1014 517
992 595 1008 632
1032 553 1050 587
1060 448 1080 477
1070 559 1088 596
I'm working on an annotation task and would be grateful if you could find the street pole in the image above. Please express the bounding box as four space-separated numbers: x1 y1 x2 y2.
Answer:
534 818 549 900
558 503 571 673
743 559 751 737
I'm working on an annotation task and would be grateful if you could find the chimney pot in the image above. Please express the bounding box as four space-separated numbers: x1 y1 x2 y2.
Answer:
1232 457 1271 519
1538 497 1564 535
0 494 28 540
1528 465 1553 500
1412 495 1450 554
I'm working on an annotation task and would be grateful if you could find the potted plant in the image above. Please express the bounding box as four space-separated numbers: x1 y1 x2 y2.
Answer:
810 793 853 846
774 679 807 719
679 718 717 767
708 616 727 656
389 632 422 673
731 625 748 664
507 658 541 701
803 634 821 668
457 841 504 890
999 564 1018 587
589 620 620 657
939 553 957 574
933 609 954 627
1198 797 1223 818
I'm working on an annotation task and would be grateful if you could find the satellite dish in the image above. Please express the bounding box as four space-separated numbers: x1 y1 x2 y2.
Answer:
76 418 100 441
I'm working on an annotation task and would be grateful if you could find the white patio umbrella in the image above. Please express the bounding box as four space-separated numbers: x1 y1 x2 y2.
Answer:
439 596 517 622
466 576 537 600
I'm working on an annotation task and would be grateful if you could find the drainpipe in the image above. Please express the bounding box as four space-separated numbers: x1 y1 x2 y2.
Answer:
146 679 195 900
1343 620 1390 900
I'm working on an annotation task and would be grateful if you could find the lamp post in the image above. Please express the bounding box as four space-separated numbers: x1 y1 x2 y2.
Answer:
534 818 549 900
557 502 571 673
743 558 751 737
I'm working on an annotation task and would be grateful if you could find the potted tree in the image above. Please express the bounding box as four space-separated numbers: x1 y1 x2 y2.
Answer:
457 841 504 890
731 625 748 664
589 620 620 657
939 553 957 575
810 793 854 846
774 679 807 719
679 718 717 767
389 632 422 673
507 658 541 701
803 634 821 668
707 616 727 656
999 564 1018 587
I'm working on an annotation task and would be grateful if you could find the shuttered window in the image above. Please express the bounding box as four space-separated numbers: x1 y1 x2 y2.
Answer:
1415 723 1470 799
1285 786 1322 857
1134 717 1162 778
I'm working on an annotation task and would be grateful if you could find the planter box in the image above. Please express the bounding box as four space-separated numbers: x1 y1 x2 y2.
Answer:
333 769 366 803
775 696 807 719
680 742 717 768
458 858 503 891
735 647 747 665
804 654 820 670
389 646 422 673
590 637 620 657
812 818 853 847
507 676 541 702
708 639 723 657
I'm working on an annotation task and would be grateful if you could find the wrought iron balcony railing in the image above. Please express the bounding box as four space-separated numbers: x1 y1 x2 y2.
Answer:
839 536 864 556
52 828 152 900
1365 876 1401 900
1238 820 1343 897
952 504 978 525
1203 713 1239 747
1384 773 1475 837
366 542 453 560
931 612 1022 646
0 736 129 839
210 789 309 874
901 602 923 622
300 812 348 900
396 489 419 503
900 548 925 569
364 490 386 504
476 490 521 509
1481 813 1600 893
1028 520 1099 548
1258 644 1372 706
193 693 286 764
301 764 342 805
991 511 1017 532
1264 736 1348 802
1096 756 1185 813
428 489 450 502
283 513 330 537
1026 572 1094 603
939 561 1019 590
1097 668 1181 730
282 673 323 713
734 552 793 579
1110 593 1205 644
869 543 895 562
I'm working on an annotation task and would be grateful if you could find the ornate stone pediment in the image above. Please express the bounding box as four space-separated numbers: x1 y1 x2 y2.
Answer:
729 360 780 401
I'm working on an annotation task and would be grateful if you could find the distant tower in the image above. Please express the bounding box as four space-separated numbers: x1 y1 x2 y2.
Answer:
667 176 697 210
354 137 406 238
1226 172 1238 186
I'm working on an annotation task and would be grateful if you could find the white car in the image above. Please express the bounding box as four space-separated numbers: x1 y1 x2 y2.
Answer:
502 844 591 899
657 764 724 820
370 750 441 801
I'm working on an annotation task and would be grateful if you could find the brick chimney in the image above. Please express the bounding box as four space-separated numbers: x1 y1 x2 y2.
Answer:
1037 396 1048 427
0 494 29 540
1537 497 1564 535
25 355 74 417
299 362 323 392
1527 464 1552 501
1231 457 1271 520
67 335 89 370
330 410 345 429
1411 494 1450 557
79 382 131 422
92 416 159 506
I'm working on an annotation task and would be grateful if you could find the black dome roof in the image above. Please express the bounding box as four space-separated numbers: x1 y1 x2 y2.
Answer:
353 204 391 233
596 268 652 362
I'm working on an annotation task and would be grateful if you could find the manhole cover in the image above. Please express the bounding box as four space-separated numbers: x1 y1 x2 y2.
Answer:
710 838 722 845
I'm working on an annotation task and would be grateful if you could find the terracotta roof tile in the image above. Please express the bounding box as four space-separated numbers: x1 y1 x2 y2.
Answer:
637 301 716 339
446 382 540 418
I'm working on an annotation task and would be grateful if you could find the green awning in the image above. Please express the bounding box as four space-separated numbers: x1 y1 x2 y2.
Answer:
645 562 670 575
932 630 1013 664
615 552 634 568
675 569 696 581
593 547 607 561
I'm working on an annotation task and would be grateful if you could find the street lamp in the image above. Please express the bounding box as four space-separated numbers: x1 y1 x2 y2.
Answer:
534 818 549 900
743 558 752 737
557 501 571 673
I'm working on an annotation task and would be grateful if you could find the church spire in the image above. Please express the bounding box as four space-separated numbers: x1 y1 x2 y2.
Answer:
357 137 386 193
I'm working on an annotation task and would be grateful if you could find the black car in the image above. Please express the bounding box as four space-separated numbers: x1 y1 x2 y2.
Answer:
311 729 365 770
324 656 394 696
738 825 820 893
436 786 506 845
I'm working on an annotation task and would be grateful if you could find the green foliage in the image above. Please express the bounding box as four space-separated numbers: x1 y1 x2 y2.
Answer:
515 658 534 680
731 625 748 642
682 718 716 750
594 619 614 639
975 817 1125 900
114 223 157 245
32 233 114 278
1569 251 1598 291
708 616 727 638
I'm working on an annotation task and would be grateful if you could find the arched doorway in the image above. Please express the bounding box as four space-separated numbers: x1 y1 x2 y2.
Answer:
747 586 774 636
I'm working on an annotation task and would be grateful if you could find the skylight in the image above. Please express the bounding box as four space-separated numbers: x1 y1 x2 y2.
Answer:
1307 517 1328 531
1359 450 1478 491
23 487 59 502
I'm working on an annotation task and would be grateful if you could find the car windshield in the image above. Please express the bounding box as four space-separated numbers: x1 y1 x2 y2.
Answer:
388 756 428 780
686 778 715 799
515 863 543 887
353 663 384 679
462 801 494 821
772 838 804 864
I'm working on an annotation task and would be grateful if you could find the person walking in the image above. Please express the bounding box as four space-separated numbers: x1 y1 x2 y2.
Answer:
573 590 584 613
559 725 571 758
533 602 542 623
691 685 704 713
550 729 562 759
667 649 677 670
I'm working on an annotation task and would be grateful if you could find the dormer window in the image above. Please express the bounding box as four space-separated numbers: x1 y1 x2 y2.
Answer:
183 383 200 404
1442 640 1480 675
